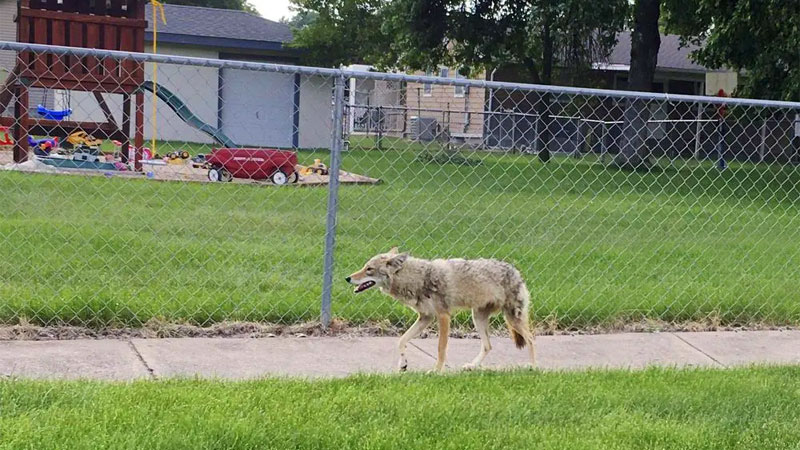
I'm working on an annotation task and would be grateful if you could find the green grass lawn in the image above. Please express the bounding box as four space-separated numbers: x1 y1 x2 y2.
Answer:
1 136 799 329
1 367 799 449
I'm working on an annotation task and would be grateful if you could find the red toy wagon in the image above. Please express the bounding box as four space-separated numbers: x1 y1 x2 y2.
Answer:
205 148 298 185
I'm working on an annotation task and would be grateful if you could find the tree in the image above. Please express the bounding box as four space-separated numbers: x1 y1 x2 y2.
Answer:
289 0 628 77
612 0 662 169
384 0 629 161
615 0 800 169
387 0 628 84
287 0 398 68
666 0 800 101
165 0 259 15
290 0 631 161
281 9 319 29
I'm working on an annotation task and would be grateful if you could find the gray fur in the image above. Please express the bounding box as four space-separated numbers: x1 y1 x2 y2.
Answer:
347 249 535 372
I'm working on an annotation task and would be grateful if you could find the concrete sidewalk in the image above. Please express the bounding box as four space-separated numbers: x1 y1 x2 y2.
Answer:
1 330 798 380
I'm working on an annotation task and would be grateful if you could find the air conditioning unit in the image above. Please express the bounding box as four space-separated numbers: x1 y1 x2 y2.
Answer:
410 116 438 141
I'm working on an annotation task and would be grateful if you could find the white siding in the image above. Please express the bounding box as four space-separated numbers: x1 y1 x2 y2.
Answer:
0 0 16 81
1 0 51 116
0 0 14 116
298 74 332 149
142 44 219 144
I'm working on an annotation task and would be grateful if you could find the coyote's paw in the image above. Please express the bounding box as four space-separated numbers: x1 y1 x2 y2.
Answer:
462 363 478 371
397 356 408 372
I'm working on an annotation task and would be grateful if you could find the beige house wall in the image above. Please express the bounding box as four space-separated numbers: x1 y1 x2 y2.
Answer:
406 69 486 138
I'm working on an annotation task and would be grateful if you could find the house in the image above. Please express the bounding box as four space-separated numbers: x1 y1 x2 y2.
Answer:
349 31 750 156
0 1 333 149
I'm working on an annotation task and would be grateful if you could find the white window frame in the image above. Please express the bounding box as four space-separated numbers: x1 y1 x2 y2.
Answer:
454 67 466 97
423 70 433 96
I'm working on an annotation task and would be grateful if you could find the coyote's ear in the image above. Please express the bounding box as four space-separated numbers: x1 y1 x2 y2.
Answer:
388 252 408 270
388 246 399 255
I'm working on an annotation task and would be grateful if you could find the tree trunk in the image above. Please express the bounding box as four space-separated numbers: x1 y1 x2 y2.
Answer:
613 0 661 170
537 14 554 162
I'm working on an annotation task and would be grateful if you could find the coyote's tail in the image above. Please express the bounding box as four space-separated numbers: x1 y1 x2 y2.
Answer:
505 280 530 349
509 327 526 349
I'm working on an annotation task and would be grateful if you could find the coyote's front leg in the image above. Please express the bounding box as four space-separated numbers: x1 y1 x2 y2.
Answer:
396 313 433 371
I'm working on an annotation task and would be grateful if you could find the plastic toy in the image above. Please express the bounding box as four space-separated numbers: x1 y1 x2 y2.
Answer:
191 154 210 169
72 147 102 162
298 159 329 176
36 104 72 121
27 136 58 150
205 148 298 185
64 131 103 149
162 150 190 165
0 126 14 146
166 150 191 160
27 136 59 156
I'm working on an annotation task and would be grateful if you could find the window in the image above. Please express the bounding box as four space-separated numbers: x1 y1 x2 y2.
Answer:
439 67 449 78
423 70 432 96
667 79 697 95
454 67 466 97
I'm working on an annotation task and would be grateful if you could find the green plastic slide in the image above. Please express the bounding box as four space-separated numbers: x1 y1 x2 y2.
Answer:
138 81 237 148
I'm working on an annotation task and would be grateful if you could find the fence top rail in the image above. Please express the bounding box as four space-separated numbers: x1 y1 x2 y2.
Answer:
3 41 800 111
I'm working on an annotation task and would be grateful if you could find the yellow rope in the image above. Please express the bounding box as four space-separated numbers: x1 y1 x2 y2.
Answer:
150 0 166 155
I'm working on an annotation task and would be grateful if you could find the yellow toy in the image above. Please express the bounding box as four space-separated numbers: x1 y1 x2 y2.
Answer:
165 150 191 164
65 130 103 149
298 159 329 176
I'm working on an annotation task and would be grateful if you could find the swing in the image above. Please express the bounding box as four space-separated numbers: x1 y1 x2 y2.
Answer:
36 88 72 120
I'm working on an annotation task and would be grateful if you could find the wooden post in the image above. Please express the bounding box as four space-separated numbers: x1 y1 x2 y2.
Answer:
12 84 29 163
121 93 131 163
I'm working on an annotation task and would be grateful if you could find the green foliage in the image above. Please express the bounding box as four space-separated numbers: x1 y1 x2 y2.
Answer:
665 0 800 101
281 9 319 29
288 0 629 79
287 0 399 68
164 0 259 15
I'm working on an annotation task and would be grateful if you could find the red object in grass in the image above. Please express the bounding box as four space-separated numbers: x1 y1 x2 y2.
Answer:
716 89 728 119
205 148 298 181
1 126 15 145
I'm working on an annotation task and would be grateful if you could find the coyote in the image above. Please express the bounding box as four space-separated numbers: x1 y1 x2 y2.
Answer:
346 248 535 372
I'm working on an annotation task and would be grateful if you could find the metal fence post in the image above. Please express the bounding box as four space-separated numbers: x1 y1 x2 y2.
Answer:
321 73 346 328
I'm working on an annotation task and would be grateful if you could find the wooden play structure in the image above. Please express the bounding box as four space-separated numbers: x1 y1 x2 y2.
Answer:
0 0 147 167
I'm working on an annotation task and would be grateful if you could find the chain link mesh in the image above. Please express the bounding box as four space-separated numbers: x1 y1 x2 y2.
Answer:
1 42 799 331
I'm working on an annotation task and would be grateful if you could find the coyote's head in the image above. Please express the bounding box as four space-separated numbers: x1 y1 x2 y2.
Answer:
345 247 408 294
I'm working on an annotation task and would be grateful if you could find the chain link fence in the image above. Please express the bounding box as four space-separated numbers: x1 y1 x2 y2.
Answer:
2 42 800 332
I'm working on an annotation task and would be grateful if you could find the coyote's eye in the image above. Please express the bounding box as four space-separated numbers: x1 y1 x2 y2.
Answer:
365 268 374 275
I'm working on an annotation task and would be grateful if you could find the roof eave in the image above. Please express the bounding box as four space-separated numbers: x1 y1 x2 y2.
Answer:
592 62 710 74
145 32 295 53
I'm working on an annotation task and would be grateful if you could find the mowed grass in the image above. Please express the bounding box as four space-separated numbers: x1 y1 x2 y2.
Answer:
2 367 800 449
1 136 800 328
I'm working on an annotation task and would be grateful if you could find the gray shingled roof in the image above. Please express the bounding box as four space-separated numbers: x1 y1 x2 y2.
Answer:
607 31 707 72
145 4 293 44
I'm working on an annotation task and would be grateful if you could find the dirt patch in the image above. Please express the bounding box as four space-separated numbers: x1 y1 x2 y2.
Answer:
1 152 380 186
0 317 795 341
141 160 380 186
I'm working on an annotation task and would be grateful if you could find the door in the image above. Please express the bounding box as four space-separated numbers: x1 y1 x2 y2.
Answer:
221 69 295 148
